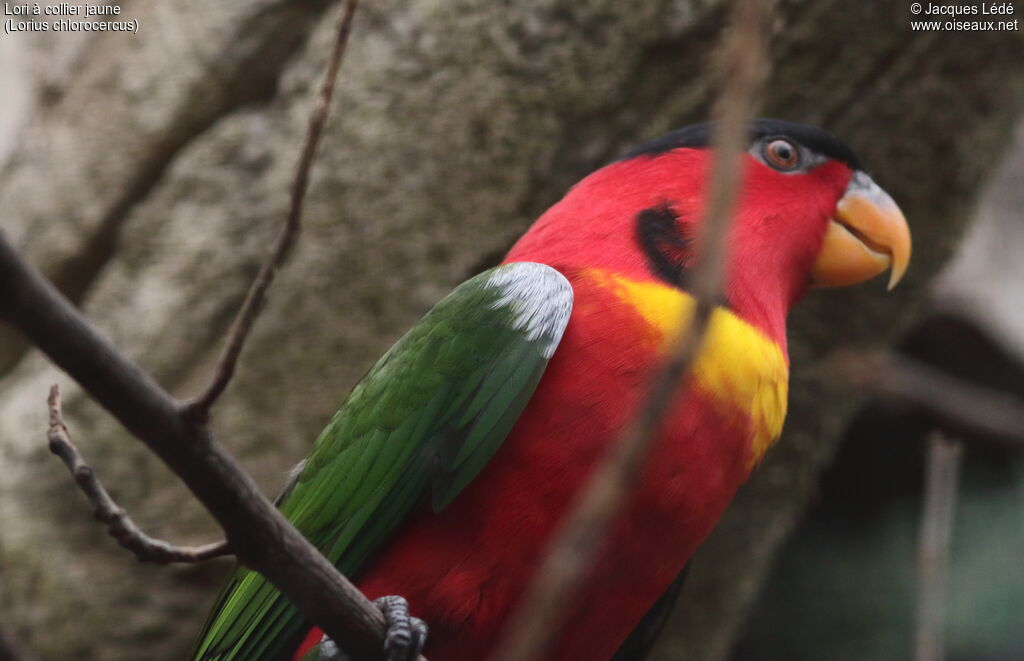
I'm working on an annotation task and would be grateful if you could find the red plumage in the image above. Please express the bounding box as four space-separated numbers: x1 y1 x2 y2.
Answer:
293 145 857 660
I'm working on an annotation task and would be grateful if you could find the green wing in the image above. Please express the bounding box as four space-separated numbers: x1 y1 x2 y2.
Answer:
192 263 573 661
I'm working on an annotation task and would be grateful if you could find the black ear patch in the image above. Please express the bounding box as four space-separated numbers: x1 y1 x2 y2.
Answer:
636 204 693 289
619 118 863 172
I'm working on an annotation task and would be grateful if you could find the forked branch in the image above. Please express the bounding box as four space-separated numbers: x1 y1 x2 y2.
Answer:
0 1 408 658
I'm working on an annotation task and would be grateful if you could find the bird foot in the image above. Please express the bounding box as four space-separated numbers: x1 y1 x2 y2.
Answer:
296 596 426 661
374 595 428 661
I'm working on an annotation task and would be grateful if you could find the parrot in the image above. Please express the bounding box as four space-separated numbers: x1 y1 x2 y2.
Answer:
190 119 912 661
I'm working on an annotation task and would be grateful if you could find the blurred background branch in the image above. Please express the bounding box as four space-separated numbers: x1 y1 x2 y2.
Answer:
493 1 775 658
915 432 962 661
821 350 1024 448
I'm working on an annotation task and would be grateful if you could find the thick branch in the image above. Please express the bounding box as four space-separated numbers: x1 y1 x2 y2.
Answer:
490 2 776 659
187 0 360 420
47 384 231 564
0 224 389 659
823 350 1024 448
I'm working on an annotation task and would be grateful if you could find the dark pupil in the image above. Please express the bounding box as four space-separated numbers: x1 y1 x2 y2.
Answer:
774 143 792 162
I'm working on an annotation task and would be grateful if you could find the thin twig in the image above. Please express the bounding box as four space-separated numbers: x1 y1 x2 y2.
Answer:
187 0 361 420
47 385 231 564
821 349 1024 448
915 431 962 661
489 2 776 659
0 623 36 661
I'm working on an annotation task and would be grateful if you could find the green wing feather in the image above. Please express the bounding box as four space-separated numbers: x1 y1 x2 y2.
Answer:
192 263 573 661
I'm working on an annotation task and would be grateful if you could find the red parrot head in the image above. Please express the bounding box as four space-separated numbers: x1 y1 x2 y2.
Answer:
507 119 911 344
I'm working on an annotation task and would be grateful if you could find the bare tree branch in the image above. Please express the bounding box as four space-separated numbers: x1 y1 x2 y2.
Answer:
0 2 408 658
822 349 1024 448
915 432 962 661
187 0 361 421
0 207 389 661
0 623 35 661
490 2 777 659
47 384 231 564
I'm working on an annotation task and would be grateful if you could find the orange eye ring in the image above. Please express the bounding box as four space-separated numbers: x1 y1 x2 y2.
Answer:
764 139 799 171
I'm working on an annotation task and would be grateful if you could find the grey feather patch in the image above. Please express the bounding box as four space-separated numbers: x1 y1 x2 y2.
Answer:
287 458 307 484
274 459 307 504
485 263 573 358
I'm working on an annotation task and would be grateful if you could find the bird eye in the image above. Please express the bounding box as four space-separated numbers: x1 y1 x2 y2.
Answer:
763 139 800 171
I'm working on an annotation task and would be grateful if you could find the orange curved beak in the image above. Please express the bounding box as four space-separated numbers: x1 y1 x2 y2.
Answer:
811 172 911 290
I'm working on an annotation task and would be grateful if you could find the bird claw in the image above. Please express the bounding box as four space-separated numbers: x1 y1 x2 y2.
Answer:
296 596 426 661
374 595 428 661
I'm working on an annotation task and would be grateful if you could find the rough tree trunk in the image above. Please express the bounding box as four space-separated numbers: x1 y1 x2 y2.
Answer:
0 1 1021 659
